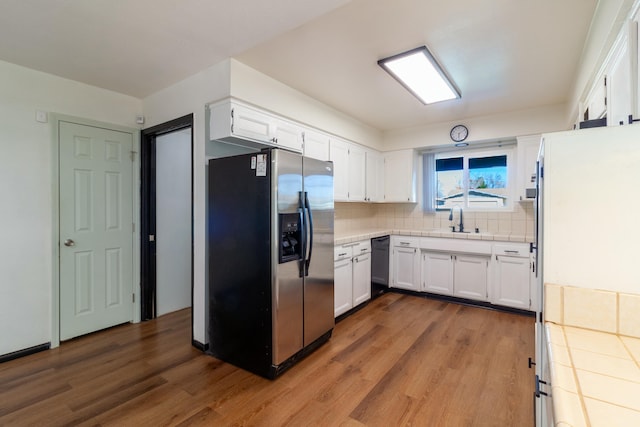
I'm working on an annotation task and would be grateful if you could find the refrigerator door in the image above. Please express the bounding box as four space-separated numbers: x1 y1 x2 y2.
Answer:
302 156 335 346
272 149 305 365
208 153 273 375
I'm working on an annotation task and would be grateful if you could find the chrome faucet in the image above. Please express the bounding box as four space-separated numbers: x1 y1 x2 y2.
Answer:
449 206 464 232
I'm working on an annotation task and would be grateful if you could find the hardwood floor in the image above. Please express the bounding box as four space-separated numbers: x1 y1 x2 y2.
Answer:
0 293 534 426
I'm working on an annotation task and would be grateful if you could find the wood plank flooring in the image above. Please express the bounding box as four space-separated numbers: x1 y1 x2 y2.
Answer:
0 293 534 426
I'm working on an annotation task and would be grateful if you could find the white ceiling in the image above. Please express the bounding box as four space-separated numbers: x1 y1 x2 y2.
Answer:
0 0 597 131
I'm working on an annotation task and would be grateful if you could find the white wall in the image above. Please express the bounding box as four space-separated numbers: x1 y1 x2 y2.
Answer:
142 59 231 345
382 104 569 150
156 128 192 316
0 59 141 356
542 125 640 293
229 59 383 150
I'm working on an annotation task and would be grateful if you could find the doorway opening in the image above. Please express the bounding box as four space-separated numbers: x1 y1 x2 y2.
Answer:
140 115 194 339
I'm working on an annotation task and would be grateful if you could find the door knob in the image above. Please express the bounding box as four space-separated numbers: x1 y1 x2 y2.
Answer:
64 239 75 247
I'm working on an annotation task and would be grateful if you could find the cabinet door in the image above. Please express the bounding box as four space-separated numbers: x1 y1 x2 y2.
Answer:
273 118 303 153
516 136 540 201
607 34 632 126
330 139 349 202
303 130 330 161
422 252 454 295
348 144 366 201
353 253 371 306
392 246 420 291
366 150 384 202
494 256 531 309
384 150 416 202
453 254 488 301
334 258 353 317
231 105 273 143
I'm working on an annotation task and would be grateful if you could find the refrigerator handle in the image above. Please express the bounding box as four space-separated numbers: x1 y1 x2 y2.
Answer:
298 192 306 278
304 191 313 276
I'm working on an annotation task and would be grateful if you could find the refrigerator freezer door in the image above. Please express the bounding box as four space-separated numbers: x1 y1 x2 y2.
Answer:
302 156 335 346
208 153 273 376
272 149 305 365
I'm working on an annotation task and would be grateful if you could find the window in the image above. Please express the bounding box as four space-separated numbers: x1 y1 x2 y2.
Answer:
425 146 514 211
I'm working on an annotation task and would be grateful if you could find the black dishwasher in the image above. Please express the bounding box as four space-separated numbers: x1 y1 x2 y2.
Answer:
371 235 390 299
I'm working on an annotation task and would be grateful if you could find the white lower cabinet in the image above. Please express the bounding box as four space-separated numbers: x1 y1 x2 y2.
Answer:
334 247 353 317
453 255 489 301
353 251 371 306
334 240 371 317
422 252 453 295
492 243 532 310
372 235 534 311
391 237 420 291
421 251 489 300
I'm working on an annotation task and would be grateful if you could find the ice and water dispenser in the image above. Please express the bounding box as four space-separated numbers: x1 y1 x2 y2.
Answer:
278 213 302 263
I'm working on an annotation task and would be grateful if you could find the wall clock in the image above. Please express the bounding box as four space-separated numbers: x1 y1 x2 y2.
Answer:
450 124 468 142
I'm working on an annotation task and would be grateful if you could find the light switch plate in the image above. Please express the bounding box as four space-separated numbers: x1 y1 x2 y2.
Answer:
36 110 48 123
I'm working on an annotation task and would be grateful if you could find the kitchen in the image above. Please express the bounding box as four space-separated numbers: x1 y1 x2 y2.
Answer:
1 0 640 425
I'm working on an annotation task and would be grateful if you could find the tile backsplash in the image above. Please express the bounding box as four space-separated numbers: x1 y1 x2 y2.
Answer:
334 202 535 238
545 283 640 338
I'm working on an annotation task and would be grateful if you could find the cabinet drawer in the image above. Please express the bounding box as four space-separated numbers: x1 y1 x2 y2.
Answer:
352 240 371 255
494 243 529 257
392 236 419 248
334 245 353 261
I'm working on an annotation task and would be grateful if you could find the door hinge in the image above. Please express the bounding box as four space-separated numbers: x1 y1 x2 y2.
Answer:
132 293 135 303
130 151 137 161
149 235 155 242
132 223 135 233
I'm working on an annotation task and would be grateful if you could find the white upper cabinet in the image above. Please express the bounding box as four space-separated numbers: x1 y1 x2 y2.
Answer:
209 99 303 153
329 138 350 201
516 135 540 202
329 137 367 202
348 143 366 202
384 149 417 203
303 129 330 161
216 102 272 142
365 149 384 202
584 73 607 121
607 28 633 126
273 118 304 152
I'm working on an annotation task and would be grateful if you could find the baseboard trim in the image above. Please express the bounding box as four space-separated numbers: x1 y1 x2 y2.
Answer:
192 339 208 352
0 343 51 364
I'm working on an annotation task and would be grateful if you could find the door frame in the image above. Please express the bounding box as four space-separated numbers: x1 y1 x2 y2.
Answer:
140 114 194 331
51 114 141 348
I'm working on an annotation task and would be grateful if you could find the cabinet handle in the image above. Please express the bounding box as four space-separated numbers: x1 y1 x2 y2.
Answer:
505 250 520 254
338 252 347 257
399 242 410 246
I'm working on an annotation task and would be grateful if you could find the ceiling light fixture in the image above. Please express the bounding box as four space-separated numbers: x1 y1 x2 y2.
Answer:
378 46 460 105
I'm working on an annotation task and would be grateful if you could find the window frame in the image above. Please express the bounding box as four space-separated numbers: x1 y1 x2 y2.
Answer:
427 145 516 212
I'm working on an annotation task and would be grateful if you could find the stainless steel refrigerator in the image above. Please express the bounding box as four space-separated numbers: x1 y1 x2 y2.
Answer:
207 148 334 378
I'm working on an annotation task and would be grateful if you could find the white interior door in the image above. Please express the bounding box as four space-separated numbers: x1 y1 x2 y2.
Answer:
59 121 134 340
155 128 192 316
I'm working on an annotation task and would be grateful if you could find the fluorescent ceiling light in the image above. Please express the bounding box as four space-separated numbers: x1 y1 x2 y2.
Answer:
378 46 460 105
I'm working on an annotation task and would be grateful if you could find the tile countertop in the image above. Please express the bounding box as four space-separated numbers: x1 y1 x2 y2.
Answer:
334 228 534 245
546 323 640 426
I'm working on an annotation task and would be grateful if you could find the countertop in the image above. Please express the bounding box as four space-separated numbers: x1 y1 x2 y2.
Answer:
545 323 640 426
335 228 533 245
